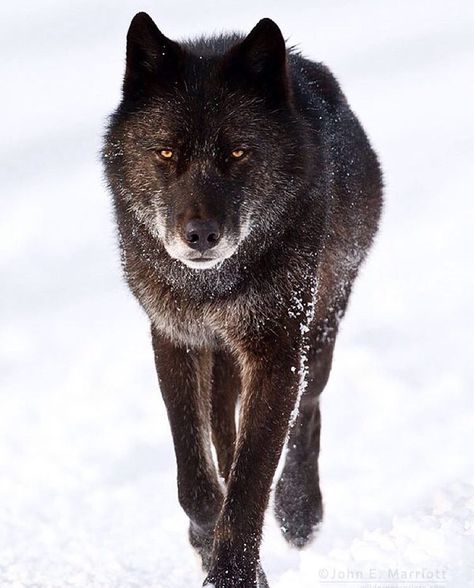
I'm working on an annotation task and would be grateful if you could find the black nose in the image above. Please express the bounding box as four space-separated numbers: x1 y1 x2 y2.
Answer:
185 219 221 252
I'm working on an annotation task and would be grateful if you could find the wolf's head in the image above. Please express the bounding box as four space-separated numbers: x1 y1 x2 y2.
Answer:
103 14 311 270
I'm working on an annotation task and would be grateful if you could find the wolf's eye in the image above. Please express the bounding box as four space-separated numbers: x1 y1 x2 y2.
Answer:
231 149 246 160
157 149 174 160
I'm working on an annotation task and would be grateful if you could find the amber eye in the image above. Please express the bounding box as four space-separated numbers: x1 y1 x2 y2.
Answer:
157 149 174 160
231 149 246 160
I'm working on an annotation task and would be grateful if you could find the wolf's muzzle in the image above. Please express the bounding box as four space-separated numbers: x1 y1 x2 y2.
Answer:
184 219 221 253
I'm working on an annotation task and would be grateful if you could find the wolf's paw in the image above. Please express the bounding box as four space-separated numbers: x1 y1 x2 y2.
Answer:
274 466 323 548
189 521 214 571
203 559 268 587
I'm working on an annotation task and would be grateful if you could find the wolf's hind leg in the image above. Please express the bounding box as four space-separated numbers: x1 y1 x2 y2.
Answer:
274 322 336 547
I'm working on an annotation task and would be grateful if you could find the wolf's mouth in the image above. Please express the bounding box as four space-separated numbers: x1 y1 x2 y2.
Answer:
164 238 239 270
180 256 223 270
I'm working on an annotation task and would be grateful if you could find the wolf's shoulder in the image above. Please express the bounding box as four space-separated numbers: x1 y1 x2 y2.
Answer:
288 51 346 111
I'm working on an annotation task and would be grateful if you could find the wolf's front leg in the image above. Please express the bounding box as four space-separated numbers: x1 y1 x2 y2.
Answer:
204 334 300 587
151 328 223 570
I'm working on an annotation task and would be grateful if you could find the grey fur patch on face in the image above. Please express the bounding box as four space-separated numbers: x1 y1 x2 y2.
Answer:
124 188 167 241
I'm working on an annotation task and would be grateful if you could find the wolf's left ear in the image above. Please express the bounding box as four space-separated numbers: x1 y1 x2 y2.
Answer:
221 19 291 105
123 12 184 99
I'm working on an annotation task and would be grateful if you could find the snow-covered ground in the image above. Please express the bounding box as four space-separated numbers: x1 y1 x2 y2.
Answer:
1 1 473 586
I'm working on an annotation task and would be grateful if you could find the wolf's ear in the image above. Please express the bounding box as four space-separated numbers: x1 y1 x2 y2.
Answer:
221 19 290 105
123 13 184 99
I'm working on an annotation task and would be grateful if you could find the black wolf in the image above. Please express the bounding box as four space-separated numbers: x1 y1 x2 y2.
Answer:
103 13 382 587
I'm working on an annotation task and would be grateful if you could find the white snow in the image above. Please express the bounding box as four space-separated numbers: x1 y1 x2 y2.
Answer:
1 1 473 587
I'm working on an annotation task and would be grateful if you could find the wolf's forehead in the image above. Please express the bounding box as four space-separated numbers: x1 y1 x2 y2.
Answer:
146 89 256 138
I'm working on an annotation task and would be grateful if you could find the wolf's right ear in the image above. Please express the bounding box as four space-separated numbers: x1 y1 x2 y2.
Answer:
123 13 184 99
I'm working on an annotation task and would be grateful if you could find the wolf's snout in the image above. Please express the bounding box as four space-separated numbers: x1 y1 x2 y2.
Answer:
185 219 221 252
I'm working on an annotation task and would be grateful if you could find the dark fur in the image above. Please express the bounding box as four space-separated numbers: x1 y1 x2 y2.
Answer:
103 13 382 587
